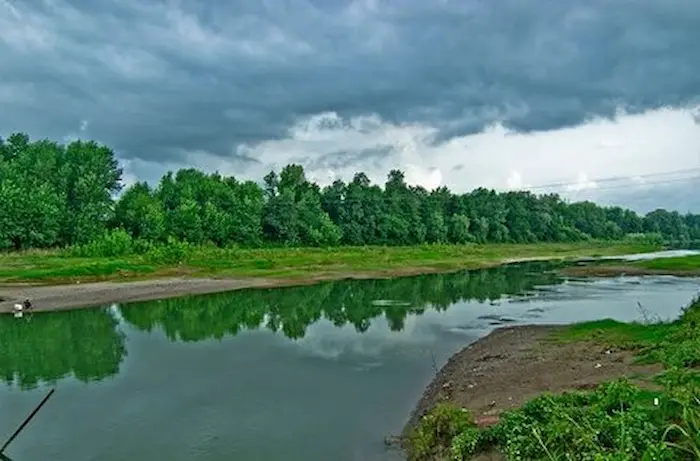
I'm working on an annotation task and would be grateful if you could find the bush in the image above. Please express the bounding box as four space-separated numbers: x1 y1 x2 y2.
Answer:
66 228 138 257
410 379 700 460
144 237 193 264
624 232 664 246
408 404 478 461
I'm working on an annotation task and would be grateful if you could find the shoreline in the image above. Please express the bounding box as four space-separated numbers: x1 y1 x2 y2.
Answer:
401 324 664 459
0 268 433 313
560 264 700 277
1 252 698 314
0 261 532 313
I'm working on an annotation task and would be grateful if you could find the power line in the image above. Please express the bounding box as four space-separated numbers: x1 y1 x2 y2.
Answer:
312 174 700 207
524 167 700 191
534 174 700 194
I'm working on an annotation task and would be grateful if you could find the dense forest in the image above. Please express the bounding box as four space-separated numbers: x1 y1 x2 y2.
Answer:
1 132 699 251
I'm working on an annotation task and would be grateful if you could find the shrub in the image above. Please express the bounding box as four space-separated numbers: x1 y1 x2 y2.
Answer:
408 404 477 461
144 237 193 264
66 228 136 258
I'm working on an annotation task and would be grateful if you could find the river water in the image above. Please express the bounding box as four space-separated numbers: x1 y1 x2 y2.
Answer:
0 257 698 461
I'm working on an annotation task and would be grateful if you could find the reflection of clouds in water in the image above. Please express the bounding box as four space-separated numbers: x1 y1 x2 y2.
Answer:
290 276 700 363
291 303 490 362
111 303 125 323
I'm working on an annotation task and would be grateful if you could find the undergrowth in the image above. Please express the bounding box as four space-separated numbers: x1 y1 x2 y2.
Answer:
407 296 700 460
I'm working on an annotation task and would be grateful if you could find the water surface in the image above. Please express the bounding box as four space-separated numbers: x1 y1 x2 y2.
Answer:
0 261 698 461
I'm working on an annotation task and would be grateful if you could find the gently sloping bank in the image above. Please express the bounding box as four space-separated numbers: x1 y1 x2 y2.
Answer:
404 296 700 461
0 241 656 313
561 254 700 277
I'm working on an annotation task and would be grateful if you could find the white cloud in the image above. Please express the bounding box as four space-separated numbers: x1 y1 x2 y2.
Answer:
130 106 699 206
565 172 598 192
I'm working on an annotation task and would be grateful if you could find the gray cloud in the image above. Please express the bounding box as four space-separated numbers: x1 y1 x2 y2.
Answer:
1 0 699 210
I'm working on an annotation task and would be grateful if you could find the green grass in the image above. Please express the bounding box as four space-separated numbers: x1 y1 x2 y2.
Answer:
0 241 658 284
563 253 700 277
636 254 700 272
554 319 679 351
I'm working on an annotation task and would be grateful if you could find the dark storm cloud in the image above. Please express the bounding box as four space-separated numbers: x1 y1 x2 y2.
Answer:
296 146 396 172
1 0 699 166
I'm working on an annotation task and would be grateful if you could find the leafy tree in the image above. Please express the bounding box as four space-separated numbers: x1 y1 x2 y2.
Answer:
62 140 122 244
114 182 166 242
1 131 698 251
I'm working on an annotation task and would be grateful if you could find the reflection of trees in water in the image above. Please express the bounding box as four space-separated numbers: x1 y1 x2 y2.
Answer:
0 308 126 389
120 262 564 343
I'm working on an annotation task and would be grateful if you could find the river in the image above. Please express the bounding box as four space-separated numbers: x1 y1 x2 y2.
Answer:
0 257 698 461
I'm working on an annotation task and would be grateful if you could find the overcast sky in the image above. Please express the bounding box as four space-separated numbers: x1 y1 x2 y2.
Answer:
1 0 699 213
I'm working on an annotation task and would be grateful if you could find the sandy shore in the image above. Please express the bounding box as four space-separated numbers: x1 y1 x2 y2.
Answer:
0 277 277 313
402 325 662 460
0 266 463 313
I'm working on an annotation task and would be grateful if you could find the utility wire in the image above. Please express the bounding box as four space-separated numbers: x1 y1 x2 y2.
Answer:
524 167 700 191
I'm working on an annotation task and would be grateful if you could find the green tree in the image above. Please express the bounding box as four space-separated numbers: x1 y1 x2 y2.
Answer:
62 140 122 244
114 182 166 242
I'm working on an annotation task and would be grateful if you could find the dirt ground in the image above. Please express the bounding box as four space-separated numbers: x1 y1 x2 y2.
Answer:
0 267 458 313
403 325 663 460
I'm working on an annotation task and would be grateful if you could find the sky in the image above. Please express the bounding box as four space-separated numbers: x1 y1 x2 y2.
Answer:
1 0 699 213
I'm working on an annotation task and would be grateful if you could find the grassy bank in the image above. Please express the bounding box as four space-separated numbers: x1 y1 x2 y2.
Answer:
562 254 700 277
0 241 659 285
637 254 700 272
407 297 700 460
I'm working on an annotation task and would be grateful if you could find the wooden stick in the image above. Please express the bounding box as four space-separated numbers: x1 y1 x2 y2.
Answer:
0 388 55 454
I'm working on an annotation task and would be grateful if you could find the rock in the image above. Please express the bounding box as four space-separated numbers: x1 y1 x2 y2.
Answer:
474 414 500 428
384 435 401 446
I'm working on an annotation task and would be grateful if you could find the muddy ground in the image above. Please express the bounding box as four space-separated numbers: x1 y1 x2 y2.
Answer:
403 325 663 460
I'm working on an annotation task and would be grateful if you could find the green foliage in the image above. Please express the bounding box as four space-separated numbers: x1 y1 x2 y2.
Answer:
624 232 665 246
412 380 699 461
67 228 140 258
450 428 483 460
144 237 194 264
408 404 478 460
1 132 698 253
490 379 668 460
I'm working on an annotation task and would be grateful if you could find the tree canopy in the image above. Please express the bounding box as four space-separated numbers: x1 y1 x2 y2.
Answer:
1 132 698 251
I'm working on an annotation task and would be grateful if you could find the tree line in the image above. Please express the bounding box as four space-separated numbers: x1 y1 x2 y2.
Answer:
1 132 699 251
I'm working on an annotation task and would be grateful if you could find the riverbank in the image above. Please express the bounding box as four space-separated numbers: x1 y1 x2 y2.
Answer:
403 296 700 460
0 241 655 312
561 253 700 277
